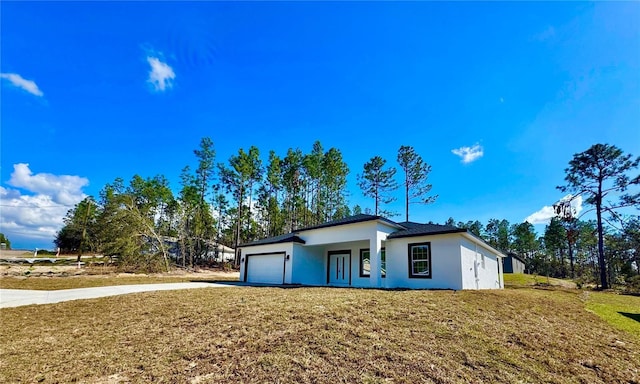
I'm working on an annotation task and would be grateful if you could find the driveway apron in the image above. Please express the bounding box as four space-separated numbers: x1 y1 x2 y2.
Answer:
0 282 234 308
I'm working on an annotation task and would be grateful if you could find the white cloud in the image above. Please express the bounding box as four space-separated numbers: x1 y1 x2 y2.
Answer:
524 206 556 225
147 56 175 91
8 163 88 206
0 73 44 96
0 164 88 246
452 143 484 164
524 194 583 225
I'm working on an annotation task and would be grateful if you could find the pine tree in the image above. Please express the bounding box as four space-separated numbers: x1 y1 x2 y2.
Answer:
558 144 640 289
397 146 437 222
357 156 398 216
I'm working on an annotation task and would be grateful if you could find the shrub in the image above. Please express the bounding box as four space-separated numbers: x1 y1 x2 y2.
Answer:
574 278 583 289
624 275 640 294
35 250 57 256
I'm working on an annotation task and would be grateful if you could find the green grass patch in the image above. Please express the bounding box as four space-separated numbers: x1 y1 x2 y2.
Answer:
505 274 639 339
584 292 640 339
504 273 576 289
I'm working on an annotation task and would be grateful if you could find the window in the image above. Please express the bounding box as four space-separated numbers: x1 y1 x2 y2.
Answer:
408 242 431 278
359 248 386 278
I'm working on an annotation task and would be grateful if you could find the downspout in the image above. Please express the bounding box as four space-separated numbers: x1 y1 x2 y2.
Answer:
498 255 504 289
474 243 479 290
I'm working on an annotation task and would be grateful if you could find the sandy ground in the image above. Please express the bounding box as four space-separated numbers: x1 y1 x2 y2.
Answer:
0 264 239 278
0 264 85 277
0 249 35 257
0 249 239 279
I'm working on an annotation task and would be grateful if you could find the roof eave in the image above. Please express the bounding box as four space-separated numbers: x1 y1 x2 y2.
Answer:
240 236 306 248
387 228 467 239
296 215 402 233
508 253 526 264
377 217 406 230
461 232 507 258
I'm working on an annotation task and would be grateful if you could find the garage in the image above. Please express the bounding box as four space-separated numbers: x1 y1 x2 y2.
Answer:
245 252 285 284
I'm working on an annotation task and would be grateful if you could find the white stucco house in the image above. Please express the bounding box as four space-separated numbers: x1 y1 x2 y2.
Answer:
239 214 504 290
208 244 236 263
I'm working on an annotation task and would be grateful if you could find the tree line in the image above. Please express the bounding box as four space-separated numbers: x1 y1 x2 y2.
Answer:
54 139 436 271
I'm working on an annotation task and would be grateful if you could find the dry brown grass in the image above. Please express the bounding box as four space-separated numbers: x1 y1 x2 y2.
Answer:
1 287 638 383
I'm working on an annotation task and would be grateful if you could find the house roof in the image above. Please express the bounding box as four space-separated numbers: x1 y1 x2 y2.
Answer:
388 222 466 239
297 214 403 232
507 252 526 265
240 214 399 247
212 244 235 253
239 233 306 247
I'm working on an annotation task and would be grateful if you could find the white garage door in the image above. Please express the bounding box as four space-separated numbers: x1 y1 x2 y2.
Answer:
246 253 285 284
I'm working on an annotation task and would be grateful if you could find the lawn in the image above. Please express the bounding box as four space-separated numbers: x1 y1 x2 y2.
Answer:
503 272 576 289
504 273 640 339
1 287 638 383
585 291 640 339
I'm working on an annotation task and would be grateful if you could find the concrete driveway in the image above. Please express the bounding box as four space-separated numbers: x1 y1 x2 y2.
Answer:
0 282 236 308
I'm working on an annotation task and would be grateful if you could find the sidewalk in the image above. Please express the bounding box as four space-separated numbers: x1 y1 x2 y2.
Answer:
0 282 236 308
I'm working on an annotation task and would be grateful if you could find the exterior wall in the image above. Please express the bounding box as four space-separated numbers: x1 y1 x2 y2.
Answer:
293 240 386 287
498 252 504 288
460 237 502 289
298 221 398 247
242 240 376 287
290 244 325 285
324 240 371 288
242 224 504 290
513 258 525 273
369 224 390 288
384 234 464 290
210 250 235 262
503 257 513 273
239 243 294 283
504 256 526 274
295 220 398 288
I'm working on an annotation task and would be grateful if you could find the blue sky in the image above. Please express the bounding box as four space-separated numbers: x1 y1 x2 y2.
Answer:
1 2 639 250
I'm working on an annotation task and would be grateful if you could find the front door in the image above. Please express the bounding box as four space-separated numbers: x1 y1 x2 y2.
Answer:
328 251 350 285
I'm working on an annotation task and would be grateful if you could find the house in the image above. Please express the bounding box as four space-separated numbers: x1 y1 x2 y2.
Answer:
164 237 235 263
208 244 236 263
503 253 526 274
239 214 504 290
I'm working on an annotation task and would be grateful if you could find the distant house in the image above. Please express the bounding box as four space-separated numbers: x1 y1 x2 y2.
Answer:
503 253 526 274
164 237 235 263
208 244 235 263
239 214 505 290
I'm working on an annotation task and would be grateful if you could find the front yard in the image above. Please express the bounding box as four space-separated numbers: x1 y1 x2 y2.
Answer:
1 284 638 383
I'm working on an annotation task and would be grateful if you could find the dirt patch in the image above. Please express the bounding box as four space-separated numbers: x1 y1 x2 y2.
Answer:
0 263 239 290
0 249 34 258
0 264 86 277
0 262 238 278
